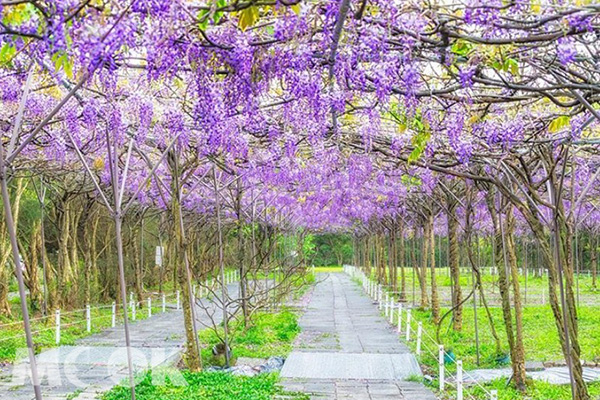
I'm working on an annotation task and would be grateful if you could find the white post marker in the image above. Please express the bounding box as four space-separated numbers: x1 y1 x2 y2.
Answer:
176 290 180 310
384 295 389 317
148 297 152 318
111 302 116 328
389 298 395 324
457 360 463 400
397 303 403 333
490 390 498 400
86 304 91 333
378 285 382 310
55 309 61 345
416 322 423 356
439 345 445 392
405 309 412 341
132 300 136 321
162 294 166 313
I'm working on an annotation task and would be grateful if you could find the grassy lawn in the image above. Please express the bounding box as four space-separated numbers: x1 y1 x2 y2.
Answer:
102 370 307 400
444 378 600 400
363 267 600 370
406 304 600 373
313 266 343 273
387 267 600 306
199 309 300 366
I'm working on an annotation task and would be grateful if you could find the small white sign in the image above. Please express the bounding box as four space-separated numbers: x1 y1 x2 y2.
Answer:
155 246 164 266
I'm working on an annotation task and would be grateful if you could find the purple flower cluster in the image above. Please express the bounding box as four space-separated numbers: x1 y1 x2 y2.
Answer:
464 0 501 25
557 37 577 65
458 67 476 88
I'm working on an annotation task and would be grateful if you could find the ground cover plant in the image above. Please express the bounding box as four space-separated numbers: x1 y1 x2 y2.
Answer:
198 309 301 366
102 370 308 400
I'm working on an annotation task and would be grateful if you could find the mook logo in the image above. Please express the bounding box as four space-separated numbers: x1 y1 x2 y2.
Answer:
6 347 187 390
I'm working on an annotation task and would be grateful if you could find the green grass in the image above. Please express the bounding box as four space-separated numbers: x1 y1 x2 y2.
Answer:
198 309 300 366
314 266 343 273
364 267 600 371
442 378 600 400
101 370 308 400
405 304 600 373
380 267 600 303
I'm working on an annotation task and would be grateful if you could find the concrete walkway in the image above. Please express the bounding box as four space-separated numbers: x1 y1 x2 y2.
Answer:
280 273 436 400
0 284 237 400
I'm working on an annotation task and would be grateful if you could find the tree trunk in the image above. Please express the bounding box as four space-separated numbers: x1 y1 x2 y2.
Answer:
0 178 27 316
447 201 463 331
428 213 440 324
504 206 527 391
22 221 43 311
419 228 429 308
486 191 527 392
591 235 597 288
398 220 406 301
169 153 201 371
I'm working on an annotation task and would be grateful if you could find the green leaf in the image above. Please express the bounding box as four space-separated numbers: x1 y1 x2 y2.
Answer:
504 58 519 76
451 39 473 57
197 0 227 30
0 43 17 66
52 51 74 79
2 4 35 25
548 115 571 133
401 174 422 187
408 129 431 163
238 6 259 31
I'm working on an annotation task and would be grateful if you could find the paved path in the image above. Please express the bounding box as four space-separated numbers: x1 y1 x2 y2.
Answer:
0 284 238 400
280 273 436 400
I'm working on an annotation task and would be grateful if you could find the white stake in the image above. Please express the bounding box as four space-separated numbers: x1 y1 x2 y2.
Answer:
416 322 423 356
86 304 91 333
384 295 389 317
148 297 152 318
389 298 395 324
55 309 61 345
132 299 136 321
439 345 445 392
176 290 180 310
111 302 116 328
162 294 166 313
405 309 412 341
542 288 545 305
457 360 463 400
397 303 403 333
490 389 498 400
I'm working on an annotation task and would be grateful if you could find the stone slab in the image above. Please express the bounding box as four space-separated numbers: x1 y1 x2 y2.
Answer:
281 352 422 380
